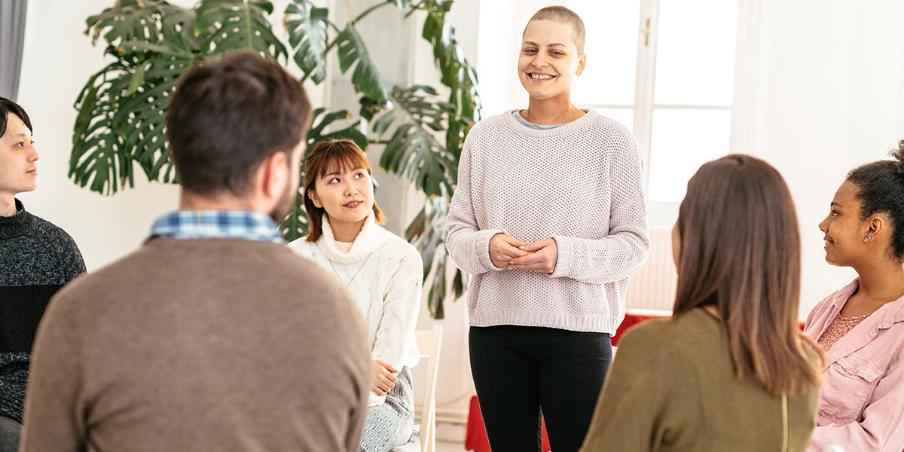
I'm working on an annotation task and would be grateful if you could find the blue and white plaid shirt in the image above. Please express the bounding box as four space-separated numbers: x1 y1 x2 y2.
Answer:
149 210 283 243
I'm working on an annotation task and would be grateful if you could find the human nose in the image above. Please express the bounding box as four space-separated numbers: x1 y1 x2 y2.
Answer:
28 144 39 163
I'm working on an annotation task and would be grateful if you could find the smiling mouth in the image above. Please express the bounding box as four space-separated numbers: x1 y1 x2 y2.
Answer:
823 237 834 246
343 201 363 208
528 73 556 80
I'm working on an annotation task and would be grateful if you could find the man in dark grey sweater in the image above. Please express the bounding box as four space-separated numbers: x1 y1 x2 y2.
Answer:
0 97 86 452
20 52 371 451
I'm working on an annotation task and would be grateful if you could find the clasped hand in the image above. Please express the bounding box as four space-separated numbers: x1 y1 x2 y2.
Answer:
371 360 397 396
489 233 558 274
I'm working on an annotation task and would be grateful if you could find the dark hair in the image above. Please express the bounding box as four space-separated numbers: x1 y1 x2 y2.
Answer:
166 51 312 196
674 154 822 396
527 5 586 54
845 140 904 262
0 97 33 138
303 139 385 242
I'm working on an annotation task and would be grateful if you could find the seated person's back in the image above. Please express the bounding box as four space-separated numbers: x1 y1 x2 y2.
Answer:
581 155 823 452
599 309 819 452
20 51 371 452
27 237 368 451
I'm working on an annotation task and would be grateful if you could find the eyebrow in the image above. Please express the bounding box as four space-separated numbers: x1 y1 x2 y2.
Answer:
12 132 29 138
522 41 567 48
831 202 843 208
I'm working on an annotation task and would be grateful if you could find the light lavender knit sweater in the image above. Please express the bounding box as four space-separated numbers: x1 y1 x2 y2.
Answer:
445 110 650 334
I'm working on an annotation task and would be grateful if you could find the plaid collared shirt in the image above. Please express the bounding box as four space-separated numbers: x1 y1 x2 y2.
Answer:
149 210 283 243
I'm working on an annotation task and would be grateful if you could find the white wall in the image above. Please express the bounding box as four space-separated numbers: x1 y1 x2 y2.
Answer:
749 0 904 313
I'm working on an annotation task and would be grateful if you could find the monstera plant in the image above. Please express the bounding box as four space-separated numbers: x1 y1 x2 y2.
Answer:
71 0 480 318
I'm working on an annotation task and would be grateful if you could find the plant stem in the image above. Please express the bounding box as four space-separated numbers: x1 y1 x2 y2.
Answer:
300 2 389 84
403 0 426 18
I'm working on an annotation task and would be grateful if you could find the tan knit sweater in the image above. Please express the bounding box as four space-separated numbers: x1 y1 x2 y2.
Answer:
21 238 370 452
446 110 650 333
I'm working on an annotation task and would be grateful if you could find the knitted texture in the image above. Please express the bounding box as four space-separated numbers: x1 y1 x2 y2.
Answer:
289 213 422 407
0 199 85 422
445 110 650 334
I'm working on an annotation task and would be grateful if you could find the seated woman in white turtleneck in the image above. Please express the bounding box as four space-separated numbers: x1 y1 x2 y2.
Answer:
289 139 423 452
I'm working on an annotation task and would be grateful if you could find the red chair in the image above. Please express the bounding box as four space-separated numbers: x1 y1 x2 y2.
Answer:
465 395 551 452
612 308 672 346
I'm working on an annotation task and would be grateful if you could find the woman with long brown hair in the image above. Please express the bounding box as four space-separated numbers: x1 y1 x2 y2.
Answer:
581 154 822 452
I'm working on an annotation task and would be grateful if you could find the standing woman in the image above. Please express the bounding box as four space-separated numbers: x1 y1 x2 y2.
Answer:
289 140 422 452
445 6 650 451
806 143 904 451
581 155 822 452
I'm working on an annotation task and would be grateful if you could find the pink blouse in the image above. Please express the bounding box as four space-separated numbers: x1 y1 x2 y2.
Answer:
804 279 904 452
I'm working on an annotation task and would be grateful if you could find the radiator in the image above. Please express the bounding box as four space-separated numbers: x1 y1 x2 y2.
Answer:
626 227 678 311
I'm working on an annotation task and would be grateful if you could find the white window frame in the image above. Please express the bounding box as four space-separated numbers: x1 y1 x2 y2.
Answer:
575 0 761 226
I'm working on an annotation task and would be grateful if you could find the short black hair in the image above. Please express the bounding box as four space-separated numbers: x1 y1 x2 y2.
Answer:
0 97 33 138
847 140 904 262
166 51 313 196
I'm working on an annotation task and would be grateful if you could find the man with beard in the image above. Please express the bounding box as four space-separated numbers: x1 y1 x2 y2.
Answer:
20 51 371 452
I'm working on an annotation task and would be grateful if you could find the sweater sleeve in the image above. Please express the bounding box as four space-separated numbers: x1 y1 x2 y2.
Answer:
551 134 650 284
808 355 904 452
20 290 86 452
580 327 699 451
59 231 87 281
445 136 505 276
369 247 423 405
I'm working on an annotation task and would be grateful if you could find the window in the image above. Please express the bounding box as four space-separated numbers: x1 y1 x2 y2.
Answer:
560 0 748 224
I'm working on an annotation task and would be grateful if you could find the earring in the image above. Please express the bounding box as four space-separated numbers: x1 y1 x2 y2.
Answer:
864 235 874 244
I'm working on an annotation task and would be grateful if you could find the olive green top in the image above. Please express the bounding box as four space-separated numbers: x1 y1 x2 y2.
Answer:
581 308 820 452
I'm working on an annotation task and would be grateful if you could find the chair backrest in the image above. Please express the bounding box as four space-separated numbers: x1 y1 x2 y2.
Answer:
415 324 444 452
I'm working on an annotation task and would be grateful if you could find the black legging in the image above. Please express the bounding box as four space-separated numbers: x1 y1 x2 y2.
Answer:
469 325 612 452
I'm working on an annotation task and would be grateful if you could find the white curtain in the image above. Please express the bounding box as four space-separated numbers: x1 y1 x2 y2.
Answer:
0 0 28 100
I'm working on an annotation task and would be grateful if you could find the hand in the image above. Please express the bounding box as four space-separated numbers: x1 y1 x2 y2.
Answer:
508 238 558 274
371 360 398 396
489 233 528 269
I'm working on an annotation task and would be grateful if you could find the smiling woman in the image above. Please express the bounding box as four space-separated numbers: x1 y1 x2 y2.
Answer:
290 139 423 452
445 6 650 452
805 143 904 451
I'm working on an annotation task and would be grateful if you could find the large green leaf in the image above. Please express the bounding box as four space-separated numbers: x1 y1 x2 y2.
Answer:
114 41 197 183
419 6 480 161
195 0 287 61
374 85 456 197
70 61 137 194
404 196 465 318
279 108 371 242
86 0 196 50
285 0 331 84
335 24 389 102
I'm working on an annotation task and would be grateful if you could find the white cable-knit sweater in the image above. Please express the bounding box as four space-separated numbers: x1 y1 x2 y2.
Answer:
445 110 650 334
289 214 422 405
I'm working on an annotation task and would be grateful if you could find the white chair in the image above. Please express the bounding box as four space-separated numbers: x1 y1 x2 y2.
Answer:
414 324 444 452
